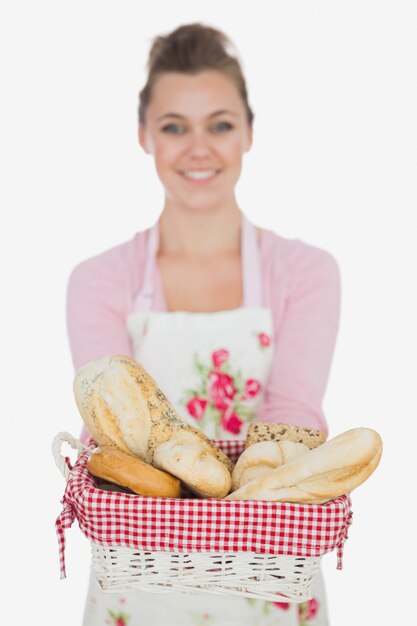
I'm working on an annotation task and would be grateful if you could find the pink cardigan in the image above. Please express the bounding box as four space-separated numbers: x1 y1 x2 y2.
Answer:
67 227 340 435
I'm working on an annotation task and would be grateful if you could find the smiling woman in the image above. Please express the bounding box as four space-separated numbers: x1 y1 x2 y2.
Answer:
66 21 340 626
138 70 253 218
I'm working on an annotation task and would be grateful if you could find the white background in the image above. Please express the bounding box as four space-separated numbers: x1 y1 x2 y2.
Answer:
2 1 416 624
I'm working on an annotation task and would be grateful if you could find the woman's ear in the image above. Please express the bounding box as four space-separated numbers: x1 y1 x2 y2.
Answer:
244 125 253 153
138 124 151 154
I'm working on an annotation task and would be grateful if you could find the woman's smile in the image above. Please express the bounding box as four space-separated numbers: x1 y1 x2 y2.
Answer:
179 169 222 184
139 70 252 211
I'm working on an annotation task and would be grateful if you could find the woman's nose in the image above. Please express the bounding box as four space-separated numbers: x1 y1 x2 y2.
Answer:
187 131 212 156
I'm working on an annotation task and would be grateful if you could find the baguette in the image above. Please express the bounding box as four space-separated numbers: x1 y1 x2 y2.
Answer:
226 427 382 503
73 355 234 498
73 355 233 471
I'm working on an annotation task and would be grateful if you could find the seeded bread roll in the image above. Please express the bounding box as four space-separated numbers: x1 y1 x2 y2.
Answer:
226 427 383 504
245 422 326 450
231 440 309 491
74 355 234 497
87 445 181 497
73 355 233 474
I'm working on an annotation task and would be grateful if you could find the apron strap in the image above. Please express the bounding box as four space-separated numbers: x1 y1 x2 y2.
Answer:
133 224 160 310
133 215 262 311
242 217 263 308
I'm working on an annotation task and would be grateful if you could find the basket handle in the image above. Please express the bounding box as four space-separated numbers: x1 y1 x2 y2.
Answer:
51 431 89 480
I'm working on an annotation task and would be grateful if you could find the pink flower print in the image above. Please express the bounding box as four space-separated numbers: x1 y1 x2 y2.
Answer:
186 397 208 420
108 609 129 625
258 332 271 347
272 601 290 611
221 411 243 435
211 349 229 368
299 598 319 622
243 378 262 399
207 371 236 410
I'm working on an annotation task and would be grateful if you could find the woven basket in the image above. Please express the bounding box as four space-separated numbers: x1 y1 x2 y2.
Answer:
53 432 352 603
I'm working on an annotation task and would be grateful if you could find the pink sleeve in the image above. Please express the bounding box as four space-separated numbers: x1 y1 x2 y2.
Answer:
258 244 341 435
66 238 144 443
67 261 132 370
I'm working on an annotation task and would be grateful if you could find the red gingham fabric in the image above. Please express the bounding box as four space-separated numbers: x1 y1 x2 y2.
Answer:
55 440 352 580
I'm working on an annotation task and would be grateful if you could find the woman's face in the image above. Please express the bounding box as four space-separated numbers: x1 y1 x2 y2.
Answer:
139 70 253 212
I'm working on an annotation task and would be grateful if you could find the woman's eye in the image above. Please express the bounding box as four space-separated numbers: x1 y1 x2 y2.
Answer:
212 122 233 132
160 122 233 135
161 124 185 134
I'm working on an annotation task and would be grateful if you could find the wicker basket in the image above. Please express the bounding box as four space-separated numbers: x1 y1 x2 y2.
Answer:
53 432 352 603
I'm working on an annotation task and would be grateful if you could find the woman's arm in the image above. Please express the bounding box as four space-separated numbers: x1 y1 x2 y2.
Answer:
66 237 144 441
67 259 133 371
258 243 341 435
66 236 145 370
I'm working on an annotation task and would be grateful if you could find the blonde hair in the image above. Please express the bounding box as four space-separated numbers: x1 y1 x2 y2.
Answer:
138 23 254 126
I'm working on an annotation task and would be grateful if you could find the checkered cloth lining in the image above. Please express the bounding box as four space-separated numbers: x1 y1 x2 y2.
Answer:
56 439 352 579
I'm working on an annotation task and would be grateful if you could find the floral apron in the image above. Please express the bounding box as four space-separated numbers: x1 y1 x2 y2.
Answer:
82 217 328 626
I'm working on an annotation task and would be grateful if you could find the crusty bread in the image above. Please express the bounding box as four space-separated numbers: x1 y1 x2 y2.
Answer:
226 427 382 503
73 355 233 474
154 430 232 498
245 422 326 449
87 445 181 497
231 440 309 491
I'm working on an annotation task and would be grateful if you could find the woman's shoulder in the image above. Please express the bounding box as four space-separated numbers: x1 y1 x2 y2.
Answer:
260 226 340 277
67 230 148 292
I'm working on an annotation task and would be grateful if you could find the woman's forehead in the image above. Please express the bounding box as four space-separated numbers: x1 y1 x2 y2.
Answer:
148 71 245 120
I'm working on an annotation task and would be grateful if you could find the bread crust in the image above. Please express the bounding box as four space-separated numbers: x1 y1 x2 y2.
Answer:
231 440 309 490
226 427 383 503
154 431 232 498
73 355 233 473
245 422 326 449
87 445 181 497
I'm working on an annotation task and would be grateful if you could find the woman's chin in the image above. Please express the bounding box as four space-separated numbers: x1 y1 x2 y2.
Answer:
167 193 234 214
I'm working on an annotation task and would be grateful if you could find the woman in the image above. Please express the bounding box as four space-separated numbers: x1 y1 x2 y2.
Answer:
67 22 340 626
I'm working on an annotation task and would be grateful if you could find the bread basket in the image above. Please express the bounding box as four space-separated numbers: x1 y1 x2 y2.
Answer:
53 431 352 603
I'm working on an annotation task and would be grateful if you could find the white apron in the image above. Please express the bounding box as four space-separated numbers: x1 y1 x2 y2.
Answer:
82 217 328 626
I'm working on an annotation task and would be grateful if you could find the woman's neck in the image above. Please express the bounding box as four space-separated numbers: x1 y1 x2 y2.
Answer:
158 204 243 258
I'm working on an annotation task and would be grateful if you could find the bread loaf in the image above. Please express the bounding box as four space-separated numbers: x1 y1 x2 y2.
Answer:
87 445 181 497
245 422 326 449
154 430 232 498
74 355 234 497
226 427 382 503
231 440 309 491
73 355 233 472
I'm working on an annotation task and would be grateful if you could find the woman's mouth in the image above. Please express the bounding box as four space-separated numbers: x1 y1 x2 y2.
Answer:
179 169 221 184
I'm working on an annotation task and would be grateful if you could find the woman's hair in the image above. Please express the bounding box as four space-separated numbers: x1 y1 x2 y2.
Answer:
138 23 254 127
